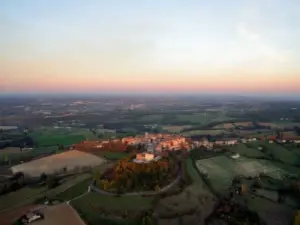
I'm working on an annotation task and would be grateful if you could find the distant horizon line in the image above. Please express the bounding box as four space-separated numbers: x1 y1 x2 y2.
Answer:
1 91 300 101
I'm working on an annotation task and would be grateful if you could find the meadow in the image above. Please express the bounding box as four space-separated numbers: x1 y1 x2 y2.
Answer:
0 146 58 166
196 156 285 194
29 127 99 147
154 158 215 224
227 143 266 158
162 125 191 133
182 129 227 136
0 173 91 212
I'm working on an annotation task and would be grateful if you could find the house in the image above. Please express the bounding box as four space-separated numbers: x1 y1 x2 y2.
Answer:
215 140 224 146
231 153 240 159
135 152 155 162
225 140 238 145
241 139 247 144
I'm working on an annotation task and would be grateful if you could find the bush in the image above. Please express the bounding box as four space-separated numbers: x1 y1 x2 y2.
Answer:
46 176 59 189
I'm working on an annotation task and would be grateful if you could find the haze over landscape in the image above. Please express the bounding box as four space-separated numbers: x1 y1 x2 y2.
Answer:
1 0 300 96
2 2 300 225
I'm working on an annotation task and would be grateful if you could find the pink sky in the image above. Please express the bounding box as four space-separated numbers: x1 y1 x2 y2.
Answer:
1 0 300 95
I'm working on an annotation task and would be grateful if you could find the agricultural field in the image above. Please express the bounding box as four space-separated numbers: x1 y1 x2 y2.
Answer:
233 122 253 127
227 143 266 158
0 173 91 213
175 112 230 124
162 125 191 133
29 127 97 147
213 123 235 129
0 186 47 211
0 146 59 165
245 195 296 225
262 143 300 166
281 143 300 157
281 131 298 137
0 147 24 155
0 204 44 225
138 114 163 122
258 122 300 129
72 192 154 211
33 203 86 225
196 156 285 194
11 150 106 177
213 121 253 129
182 129 227 136
71 192 154 224
54 163 113 201
154 158 215 224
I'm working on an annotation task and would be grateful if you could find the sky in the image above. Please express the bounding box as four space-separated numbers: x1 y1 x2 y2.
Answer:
1 0 300 95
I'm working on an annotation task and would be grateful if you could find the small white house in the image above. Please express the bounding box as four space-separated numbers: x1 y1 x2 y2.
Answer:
231 153 240 160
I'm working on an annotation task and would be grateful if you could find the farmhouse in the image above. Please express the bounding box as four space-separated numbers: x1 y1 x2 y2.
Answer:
133 152 161 163
136 152 155 161
231 153 240 160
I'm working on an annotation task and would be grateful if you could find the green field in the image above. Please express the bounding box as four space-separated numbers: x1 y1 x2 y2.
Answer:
54 177 91 201
176 112 230 124
29 127 99 147
71 192 154 224
263 143 300 166
182 129 227 136
187 158 202 184
72 192 153 211
245 195 296 225
138 114 163 122
0 146 59 164
227 143 266 158
196 156 285 194
0 173 91 212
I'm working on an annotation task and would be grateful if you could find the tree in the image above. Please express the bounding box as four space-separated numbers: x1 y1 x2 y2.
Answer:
40 173 47 182
46 176 59 189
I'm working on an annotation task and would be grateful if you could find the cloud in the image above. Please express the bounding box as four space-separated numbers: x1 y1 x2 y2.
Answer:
236 22 290 64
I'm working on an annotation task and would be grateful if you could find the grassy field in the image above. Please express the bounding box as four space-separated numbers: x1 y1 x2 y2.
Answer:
138 114 163 122
196 156 285 194
213 123 235 129
0 147 23 155
227 143 266 158
262 143 300 166
0 173 91 212
0 146 59 165
175 112 226 124
29 127 99 147
154 158 215 223
212 121 253 129
72 193 154 211
162 125 191 133
182 129 227 136
245 195 296 225
55 178 91 201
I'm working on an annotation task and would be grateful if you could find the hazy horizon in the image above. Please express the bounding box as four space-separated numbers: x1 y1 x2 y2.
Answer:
1 0 300 94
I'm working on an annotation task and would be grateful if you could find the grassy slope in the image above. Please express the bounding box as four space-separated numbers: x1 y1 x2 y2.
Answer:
0 173 91 212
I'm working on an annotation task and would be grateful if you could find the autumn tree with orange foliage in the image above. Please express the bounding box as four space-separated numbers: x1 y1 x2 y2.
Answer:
94 156 178 193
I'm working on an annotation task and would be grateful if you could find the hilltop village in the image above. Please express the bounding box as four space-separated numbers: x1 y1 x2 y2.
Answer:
74 132 300 158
